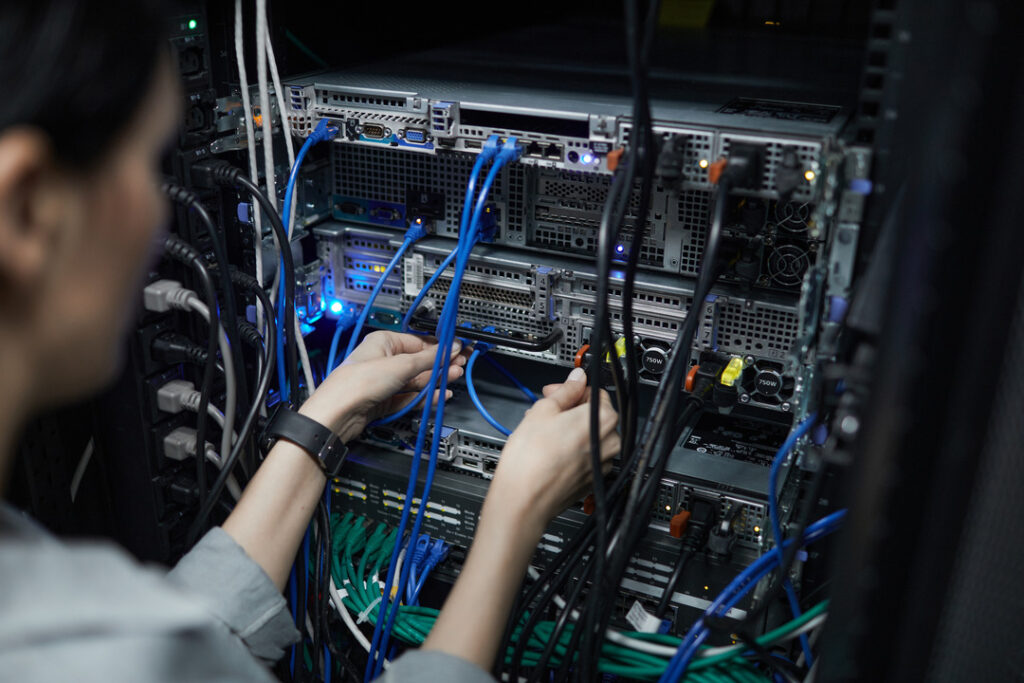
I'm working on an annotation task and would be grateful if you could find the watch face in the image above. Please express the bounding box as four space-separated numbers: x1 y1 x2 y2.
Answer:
320 433 349 476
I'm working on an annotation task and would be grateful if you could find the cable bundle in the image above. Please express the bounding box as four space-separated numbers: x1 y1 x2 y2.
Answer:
331 513 837 681
362 135 522 680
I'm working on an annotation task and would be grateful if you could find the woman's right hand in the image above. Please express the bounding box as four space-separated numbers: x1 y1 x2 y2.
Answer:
489 367 621 532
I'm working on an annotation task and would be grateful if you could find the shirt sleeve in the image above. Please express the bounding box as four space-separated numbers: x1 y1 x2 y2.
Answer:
166 527 300 665
376 651 495 683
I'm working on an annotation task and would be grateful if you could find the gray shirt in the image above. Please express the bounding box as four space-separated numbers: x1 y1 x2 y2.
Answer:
0 505 492 682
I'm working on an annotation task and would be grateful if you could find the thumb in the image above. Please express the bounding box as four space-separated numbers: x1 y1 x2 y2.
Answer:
535 367 588 413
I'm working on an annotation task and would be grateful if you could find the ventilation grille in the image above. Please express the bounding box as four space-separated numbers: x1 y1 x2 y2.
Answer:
715 303 799 356
720 137 820 197
333 145 521 237
412 293 550 335
430 277 534 308
673 487 767 546
579 306 681 332
575 281 685 309
678 190 713 276
318 89 405 109
621 127 716 184
344 275 401 298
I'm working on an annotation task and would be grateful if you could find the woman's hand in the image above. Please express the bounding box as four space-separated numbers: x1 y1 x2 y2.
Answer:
299 331 469 441
420 367 620 670
489 366 621 533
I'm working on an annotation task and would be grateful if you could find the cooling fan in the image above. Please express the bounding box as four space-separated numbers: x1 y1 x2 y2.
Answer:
767 243 810 287
740 359 795 406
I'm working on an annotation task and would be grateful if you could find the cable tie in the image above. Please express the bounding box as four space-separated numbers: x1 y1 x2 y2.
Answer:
357 596 382 624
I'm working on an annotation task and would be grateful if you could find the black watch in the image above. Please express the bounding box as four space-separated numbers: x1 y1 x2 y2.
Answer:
261 406 349 477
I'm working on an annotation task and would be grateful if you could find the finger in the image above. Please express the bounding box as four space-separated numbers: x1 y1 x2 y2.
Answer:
598 391 619 435
430 388 454 407
384 390 427 415
391 339 463 382
599 431 621 461
542 381 593 402
348 330 439 364
402 362 464 393
532 367 588 414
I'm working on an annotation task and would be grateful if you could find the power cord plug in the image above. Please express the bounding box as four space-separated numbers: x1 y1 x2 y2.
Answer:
151 332 210 367
143 279 198 313
156 379 205 414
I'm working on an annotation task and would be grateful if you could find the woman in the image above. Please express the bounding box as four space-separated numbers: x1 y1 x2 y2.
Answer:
0 1 620 681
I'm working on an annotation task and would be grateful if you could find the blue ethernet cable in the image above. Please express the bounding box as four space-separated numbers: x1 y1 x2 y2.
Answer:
409 538 449 605
466 346 512 436
767 413 818 665
365 135 512 680
483 353 539 402
368 144 498 675
342 219 429 361
658 509 846 682
406 534 432 606
372 137 522 678
400 247 461 333
326 308 359 373
277 118 339 403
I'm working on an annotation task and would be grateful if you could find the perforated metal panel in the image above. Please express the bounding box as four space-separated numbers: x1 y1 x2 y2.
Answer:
333 145 509 235
715 301 800 358
719 136 820 198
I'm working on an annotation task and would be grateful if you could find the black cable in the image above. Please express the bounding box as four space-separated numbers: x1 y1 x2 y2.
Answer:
617 0 661 467
296 538 308 683
577 2 661 674
503 375 658 678
193 160 299 406
162 235 220 509
186 269 277 544
530 166 725 677
580 160 631 678
655 548 694 619
312 510 324 680
536 400 701 681
162 182 250 420
706 456 830 644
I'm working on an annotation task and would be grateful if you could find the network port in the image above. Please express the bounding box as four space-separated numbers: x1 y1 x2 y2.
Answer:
525 141 543 157
361 123 387 140
544 143 562 160
371 310 400 327
403 128 427 144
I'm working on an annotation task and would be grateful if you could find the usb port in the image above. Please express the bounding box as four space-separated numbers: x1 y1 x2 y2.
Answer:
465 140 482 149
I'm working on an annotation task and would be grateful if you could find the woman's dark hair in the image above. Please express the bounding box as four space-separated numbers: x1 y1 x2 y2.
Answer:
0 0 171 168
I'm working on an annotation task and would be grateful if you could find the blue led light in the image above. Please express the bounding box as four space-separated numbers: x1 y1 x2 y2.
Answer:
329 300 343 315
581 153 595 164
615 244 625 254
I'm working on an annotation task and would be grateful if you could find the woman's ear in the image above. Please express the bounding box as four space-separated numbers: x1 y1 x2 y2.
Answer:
0 127 64 302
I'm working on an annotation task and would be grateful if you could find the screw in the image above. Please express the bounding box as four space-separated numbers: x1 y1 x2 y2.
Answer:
781 402 791 412
744 355 755 365
739 394 750 404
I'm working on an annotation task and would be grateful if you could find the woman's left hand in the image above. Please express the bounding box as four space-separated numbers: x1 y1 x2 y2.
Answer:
298 331 469 441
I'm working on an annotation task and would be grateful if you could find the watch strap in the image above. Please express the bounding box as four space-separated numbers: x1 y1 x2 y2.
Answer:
262 407 348 477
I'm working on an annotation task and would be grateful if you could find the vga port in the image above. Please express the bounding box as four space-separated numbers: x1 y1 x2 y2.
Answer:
403 128 427 144
361 123 387 139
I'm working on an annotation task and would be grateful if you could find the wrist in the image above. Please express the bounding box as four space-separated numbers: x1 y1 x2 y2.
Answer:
480 481 548 543
298 394 364 443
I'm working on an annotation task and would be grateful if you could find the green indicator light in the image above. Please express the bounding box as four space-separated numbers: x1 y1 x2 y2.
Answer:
188 19 198 30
